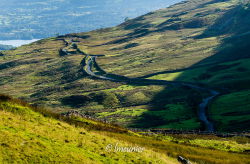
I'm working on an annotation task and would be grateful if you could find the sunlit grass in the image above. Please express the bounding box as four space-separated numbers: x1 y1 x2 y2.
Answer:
1 95 250 163
97 108 148 117
157 135 250 153
0 95 177 164
148 72 183 81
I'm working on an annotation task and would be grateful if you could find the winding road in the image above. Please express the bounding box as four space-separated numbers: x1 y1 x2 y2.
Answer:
83 55 220 132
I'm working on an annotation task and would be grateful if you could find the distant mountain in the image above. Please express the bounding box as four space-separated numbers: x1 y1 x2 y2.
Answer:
0 0 181 40
0 44 14 51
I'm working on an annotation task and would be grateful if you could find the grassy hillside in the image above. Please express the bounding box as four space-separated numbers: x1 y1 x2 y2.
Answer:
210 90 250 132
0 0 250 132
0 95 174 163
0 95 249 163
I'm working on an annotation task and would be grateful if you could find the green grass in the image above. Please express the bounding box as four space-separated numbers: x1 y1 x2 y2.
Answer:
155 118 201 130
148 72 182 81
145 58 250 131
110 85 145 91
0 95 249 163
0 95 176 164
147 58 250 87
188 139 249 152
157 134 250 153
97 108 148 117
1 0 250 132
144 104 201 130
96 107 149 127
98 103 201 130
210 90 250 132
147 56 250 132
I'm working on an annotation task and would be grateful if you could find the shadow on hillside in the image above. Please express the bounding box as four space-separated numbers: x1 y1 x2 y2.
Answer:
101 0 242 47
139 4 250 79
129 4 250 131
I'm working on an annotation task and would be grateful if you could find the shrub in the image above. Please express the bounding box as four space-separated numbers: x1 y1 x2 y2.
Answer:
124 92 149 106
102 92 119 108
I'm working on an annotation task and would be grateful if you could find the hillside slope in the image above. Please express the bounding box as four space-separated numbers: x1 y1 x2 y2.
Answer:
0 95 175 163
0 0 250 132
0 95 249 163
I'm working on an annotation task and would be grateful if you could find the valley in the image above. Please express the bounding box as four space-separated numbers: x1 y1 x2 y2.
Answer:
0 0 250 163
0 0 249 132
83 54 219 132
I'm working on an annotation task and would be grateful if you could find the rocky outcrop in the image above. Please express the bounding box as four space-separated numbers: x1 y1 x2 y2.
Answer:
177 156 192 164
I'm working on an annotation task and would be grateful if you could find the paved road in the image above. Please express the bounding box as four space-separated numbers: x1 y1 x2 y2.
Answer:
83 56 219 132
85 56 114 80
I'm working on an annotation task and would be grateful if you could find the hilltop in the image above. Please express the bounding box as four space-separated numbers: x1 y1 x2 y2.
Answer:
0 0 250 133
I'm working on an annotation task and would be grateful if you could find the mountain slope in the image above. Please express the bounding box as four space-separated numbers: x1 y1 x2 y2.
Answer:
0 95 175 163
0 95 249 163
0 0 250 132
